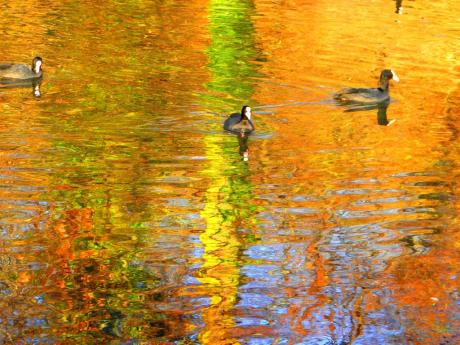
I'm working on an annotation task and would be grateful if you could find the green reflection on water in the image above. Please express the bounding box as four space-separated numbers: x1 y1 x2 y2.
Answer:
204 0 261 110
198 0 260 343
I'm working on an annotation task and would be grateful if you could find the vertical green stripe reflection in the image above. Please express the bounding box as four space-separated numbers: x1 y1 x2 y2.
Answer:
198 0 258 343
205 0 259 109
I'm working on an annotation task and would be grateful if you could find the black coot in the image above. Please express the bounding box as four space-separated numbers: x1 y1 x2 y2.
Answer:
223 105 255 136
0 57 43 80
334 69 399 105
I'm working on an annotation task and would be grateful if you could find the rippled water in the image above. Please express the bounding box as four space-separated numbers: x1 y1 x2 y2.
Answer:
0 0 459 344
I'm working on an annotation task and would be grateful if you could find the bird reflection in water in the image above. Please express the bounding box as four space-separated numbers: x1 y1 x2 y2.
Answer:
237 133 250 161
0 77 42 98
395 0 403 14
342 100 396 126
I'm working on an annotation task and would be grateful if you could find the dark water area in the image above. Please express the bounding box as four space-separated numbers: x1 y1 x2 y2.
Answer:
0 0 459 344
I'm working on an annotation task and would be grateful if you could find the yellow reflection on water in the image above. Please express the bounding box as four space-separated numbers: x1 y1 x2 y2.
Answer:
196 0 259 341
198 135 243 345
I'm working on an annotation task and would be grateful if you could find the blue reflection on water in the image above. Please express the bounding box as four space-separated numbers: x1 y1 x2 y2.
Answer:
245 244 286 261
237 292 273 309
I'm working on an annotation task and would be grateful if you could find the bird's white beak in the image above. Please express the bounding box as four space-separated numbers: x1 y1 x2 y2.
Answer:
391 69 399 82
34 60 42 74
245 107 252 120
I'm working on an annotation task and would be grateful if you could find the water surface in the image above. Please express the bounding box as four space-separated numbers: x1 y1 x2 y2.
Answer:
0 0 459 344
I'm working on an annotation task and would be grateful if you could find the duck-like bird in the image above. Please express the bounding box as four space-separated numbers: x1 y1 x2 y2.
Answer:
0 57 43 80
334 69 399 105
223 105 255 137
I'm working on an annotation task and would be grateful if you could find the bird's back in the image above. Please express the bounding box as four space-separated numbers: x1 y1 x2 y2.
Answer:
223 113 242 131
335 87 388 104
224 113 254 134
0 64 36 80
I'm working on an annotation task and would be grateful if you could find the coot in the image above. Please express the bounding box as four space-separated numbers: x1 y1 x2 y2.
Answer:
334 69 399 105
0 57 43 80
223 105 255 136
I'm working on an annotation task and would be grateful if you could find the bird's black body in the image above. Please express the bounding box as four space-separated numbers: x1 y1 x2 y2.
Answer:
0 57 43 80
334 69 398 106
223 105 255 135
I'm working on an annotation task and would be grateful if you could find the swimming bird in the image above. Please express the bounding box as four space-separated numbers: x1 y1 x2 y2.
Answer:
334 69 399 105
223 105 255 137
0 57 43 80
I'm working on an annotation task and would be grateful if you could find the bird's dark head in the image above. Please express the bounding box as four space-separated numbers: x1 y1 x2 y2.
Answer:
381 69 399 82
32 56 43 74
379 69 399 90
241 105 252 120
